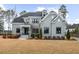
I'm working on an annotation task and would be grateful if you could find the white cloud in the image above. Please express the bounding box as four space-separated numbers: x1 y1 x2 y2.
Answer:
0 4 6 10
47 8 58 13
66 13 69 18
36 6 79 25
35 7 46 11
74 19 79 24
66 18 79 24
35 6 58 13
26 10 30 12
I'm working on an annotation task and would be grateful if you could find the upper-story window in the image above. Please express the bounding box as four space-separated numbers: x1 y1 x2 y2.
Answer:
26 18 29 24
32 18 39 23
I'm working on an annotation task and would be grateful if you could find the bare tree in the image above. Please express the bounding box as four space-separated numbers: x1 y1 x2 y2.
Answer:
4 9 15 34
0 7 5 34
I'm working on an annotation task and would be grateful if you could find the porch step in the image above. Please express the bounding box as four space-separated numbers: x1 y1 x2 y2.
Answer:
19 35 29 40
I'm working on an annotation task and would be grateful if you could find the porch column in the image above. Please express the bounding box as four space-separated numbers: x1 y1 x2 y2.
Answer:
20 27 22 35
29 27 31 38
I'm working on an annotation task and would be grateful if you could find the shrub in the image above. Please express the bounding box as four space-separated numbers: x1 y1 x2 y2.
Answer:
7 35 12 38
39 29 42 39
16 34 20 38
61 36 65 40
53 36 56 40
3 34 6 39
44 36 47 39
48 36 51 40
57 36 61 40
51 36 53 40
31 34 34 38
66 29 70 40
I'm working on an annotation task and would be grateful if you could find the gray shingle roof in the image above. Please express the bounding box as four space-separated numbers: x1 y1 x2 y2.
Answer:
21 12 42 17
12 12 42 23
12 17 25 23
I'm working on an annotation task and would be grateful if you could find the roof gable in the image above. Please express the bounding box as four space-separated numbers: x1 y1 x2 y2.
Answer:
51 14 67 24
40 11 57 23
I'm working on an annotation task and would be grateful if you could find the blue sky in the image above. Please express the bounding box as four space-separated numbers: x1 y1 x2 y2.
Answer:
2 4 79 24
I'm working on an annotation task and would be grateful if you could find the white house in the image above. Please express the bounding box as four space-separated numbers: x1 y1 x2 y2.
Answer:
12 5 68 39
40 11 67 38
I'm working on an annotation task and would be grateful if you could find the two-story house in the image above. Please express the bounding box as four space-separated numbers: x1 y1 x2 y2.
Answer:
12 5 68 39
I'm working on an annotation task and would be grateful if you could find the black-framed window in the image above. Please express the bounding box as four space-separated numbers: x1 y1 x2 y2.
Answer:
56 27 61 34
16 28 20 33
44 27 49 34
32 18 39 23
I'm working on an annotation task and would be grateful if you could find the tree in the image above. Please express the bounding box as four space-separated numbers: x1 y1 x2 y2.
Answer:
20 10 27 16
39 29 42 39
0 7 5 34
74 27 79 33
4 9 15 32
58 4 68 19
66 29 70 40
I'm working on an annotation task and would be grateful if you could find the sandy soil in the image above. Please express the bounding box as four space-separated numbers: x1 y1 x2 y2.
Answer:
0 36 79 54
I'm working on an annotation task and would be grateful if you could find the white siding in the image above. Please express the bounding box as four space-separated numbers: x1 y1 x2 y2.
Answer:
41 12 67 37
51 18 66 37
41 13 56 37
12 23 24 34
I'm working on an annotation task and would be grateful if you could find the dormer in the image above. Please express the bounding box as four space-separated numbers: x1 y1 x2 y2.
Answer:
42 10 47 17
23 17 30 24
50 11 57 15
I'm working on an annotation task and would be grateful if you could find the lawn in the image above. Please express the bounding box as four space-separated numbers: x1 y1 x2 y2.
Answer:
0 37 79 54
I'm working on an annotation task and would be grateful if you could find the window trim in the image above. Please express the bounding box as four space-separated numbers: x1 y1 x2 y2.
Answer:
16 28 20 33
56 27 61 34
44 27 49 34
32 18 39 23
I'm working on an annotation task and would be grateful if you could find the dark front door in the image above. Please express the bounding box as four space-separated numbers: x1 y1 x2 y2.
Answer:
24 27 29 35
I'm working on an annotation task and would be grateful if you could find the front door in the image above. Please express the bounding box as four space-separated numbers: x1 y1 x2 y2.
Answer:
23 27 29 35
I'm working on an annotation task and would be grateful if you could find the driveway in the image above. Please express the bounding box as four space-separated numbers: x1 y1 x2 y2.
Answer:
71 37 79 41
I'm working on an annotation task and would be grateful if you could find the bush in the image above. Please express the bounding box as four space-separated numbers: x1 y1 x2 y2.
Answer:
39 29 42 39
7 35 12 38
3 34 6 39
66 29 70 40
61 36 65 40
44 36 48 39
31 34 34 38
16 34 20 38
48 36 51 40
57 36 61 40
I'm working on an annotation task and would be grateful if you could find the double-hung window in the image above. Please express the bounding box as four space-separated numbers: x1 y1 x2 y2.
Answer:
56 27 61 34
44 27 49 34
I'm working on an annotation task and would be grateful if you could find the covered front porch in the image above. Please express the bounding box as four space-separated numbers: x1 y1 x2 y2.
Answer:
20 25 31 39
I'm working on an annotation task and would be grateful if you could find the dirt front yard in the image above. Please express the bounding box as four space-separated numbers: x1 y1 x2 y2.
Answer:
0 37 79 54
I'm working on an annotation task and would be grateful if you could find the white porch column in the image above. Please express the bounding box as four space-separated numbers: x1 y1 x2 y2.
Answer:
29 26 31 38
20 27 22 35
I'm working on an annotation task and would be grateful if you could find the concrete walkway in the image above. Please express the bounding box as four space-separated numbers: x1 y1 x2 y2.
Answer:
71 37 79 41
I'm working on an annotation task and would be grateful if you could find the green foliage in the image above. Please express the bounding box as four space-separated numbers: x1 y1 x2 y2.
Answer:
0 8 5 35
20 10 27 16
66 29 70 40
74 27 79 33
59 4 68 19
39 29 42 39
